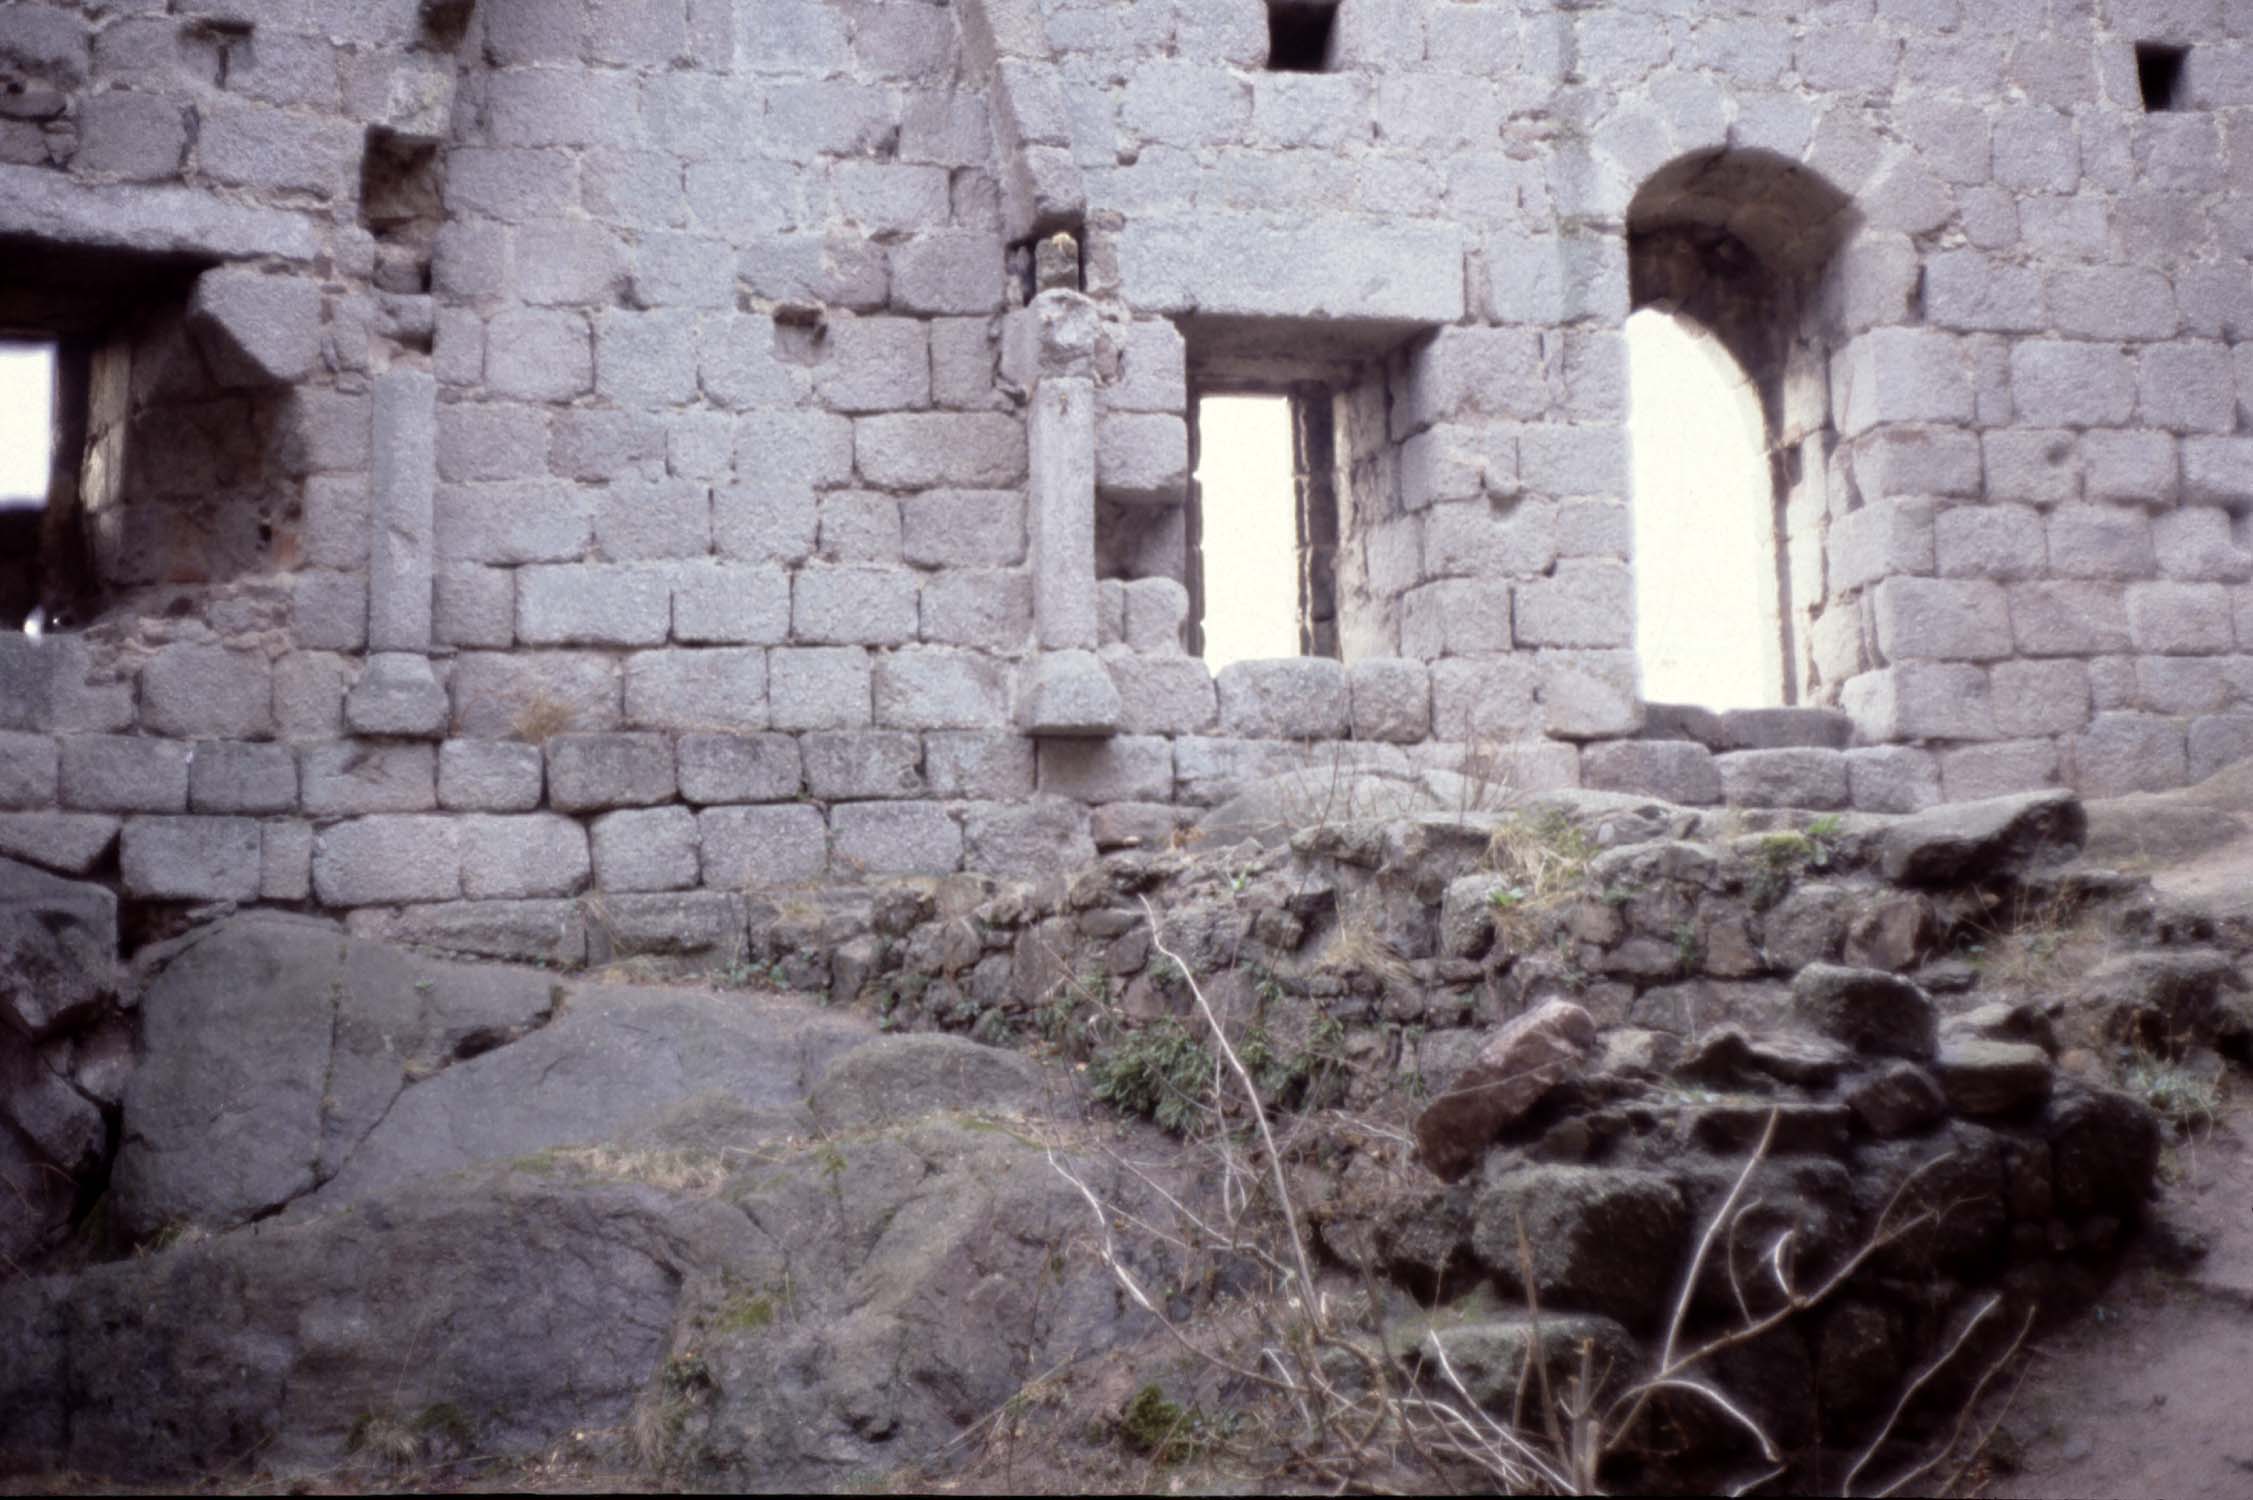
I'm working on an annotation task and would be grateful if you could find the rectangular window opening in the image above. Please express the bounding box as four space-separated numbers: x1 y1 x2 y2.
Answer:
1188 391 1338 669
1265 1 1339 73
0 339 58 635
2136 42 2189 111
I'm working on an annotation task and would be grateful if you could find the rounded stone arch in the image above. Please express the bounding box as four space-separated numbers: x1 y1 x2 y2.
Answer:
1627 148 1859 436
1623 149 1861 709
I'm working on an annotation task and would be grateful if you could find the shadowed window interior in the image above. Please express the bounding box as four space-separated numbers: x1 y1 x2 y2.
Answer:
2137 42 2189 111
1627 308 1784 711
1265 1 1339 73
0 339 56 634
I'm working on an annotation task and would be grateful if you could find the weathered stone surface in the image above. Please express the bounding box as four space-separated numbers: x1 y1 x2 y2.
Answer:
188 742 297 815
1933 1038 2053 1116
2076 949 2251 1054
1118 212 1465 324
1216 658 1350 740
677 732 802 804
12 1015 1158 1490
2044 1083 2160 1221
0 858 115 1041
300 742 436 815
1019 649 1121 736
345 654 449 737
808 1032 1050 1133
1716 748 1850 810
438 739 544 812
120 816 262 901
1348 659 1430 743
1842 1061 1947 1137
832 801 962 877
140 645 273 741
1470 1166 1689 1326
961 797 1095 878
59 736 190 814
1877 788 2086 885
590 807 699 893
699 803 829 888
311 815 462 907
1415 999 1597 1183
1584 739 1723 804
349 899 590 968
0 812 118 876
460 814 591 900
1789 965 1938 1060
186 267 323 387
547 733 676 811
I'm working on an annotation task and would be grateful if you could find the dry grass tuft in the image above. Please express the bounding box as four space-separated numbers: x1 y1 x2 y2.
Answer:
1035 900 2034 1497
534 1146 732 1198
510 689 578 744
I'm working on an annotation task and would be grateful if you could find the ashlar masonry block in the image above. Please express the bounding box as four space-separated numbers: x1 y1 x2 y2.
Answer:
2126 581 2236 654
831 801 962 877
624 649 770 732
674 732 799 805
700 804 828 887
121 816 262 901
1117 213 1465 326
590 807 699 893
462 814 591 899
312 815 463 906
1834 328 1974 436
1872 577 2013 661
1841 662 2000 742
547 733 677 811
1216 659 1350 740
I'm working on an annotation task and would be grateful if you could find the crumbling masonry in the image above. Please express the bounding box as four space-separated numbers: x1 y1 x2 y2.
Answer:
3 0 2252 944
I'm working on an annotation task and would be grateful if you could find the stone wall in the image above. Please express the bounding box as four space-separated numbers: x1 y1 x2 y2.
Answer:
1 0 2251 924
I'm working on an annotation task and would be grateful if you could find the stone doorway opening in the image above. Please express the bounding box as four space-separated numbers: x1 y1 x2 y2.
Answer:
1188 389 1339 669
1627 309 1783 710
0 339 58 634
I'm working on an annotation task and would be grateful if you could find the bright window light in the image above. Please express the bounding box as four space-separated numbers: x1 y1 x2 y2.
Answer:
1194 394 1302 670
0 342 54 508
1627 308 1785 710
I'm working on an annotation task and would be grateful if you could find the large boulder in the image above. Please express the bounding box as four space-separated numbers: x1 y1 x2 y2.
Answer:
2075 949 2251 1055
1876 789 2085 886
2 1033 1166 1488
112 915 875 1239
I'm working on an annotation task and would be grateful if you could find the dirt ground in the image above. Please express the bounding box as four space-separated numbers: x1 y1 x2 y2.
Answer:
1975 767 2253 1500
1980 1110 2253 1500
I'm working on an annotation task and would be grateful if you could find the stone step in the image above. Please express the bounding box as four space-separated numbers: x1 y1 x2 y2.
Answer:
1642 702 1856 751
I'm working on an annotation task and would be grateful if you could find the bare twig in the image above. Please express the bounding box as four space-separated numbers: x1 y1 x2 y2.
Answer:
1141 894 1323 1330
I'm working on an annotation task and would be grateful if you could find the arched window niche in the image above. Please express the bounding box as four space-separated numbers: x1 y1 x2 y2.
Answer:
1626 149 1857 711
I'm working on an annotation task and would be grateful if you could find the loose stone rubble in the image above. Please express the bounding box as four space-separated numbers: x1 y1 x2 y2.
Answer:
1 1 2251 925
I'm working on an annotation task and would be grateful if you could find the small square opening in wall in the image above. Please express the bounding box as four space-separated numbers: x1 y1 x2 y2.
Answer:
2136 42 2189 111
1266 1 1339 73
0 340 57 635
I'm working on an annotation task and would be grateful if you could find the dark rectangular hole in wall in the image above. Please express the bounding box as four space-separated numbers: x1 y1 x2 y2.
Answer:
1266 1 1338 73
2137 42 2189 111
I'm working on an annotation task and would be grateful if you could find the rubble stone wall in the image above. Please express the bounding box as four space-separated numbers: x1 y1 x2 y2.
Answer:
2 0 2252 921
